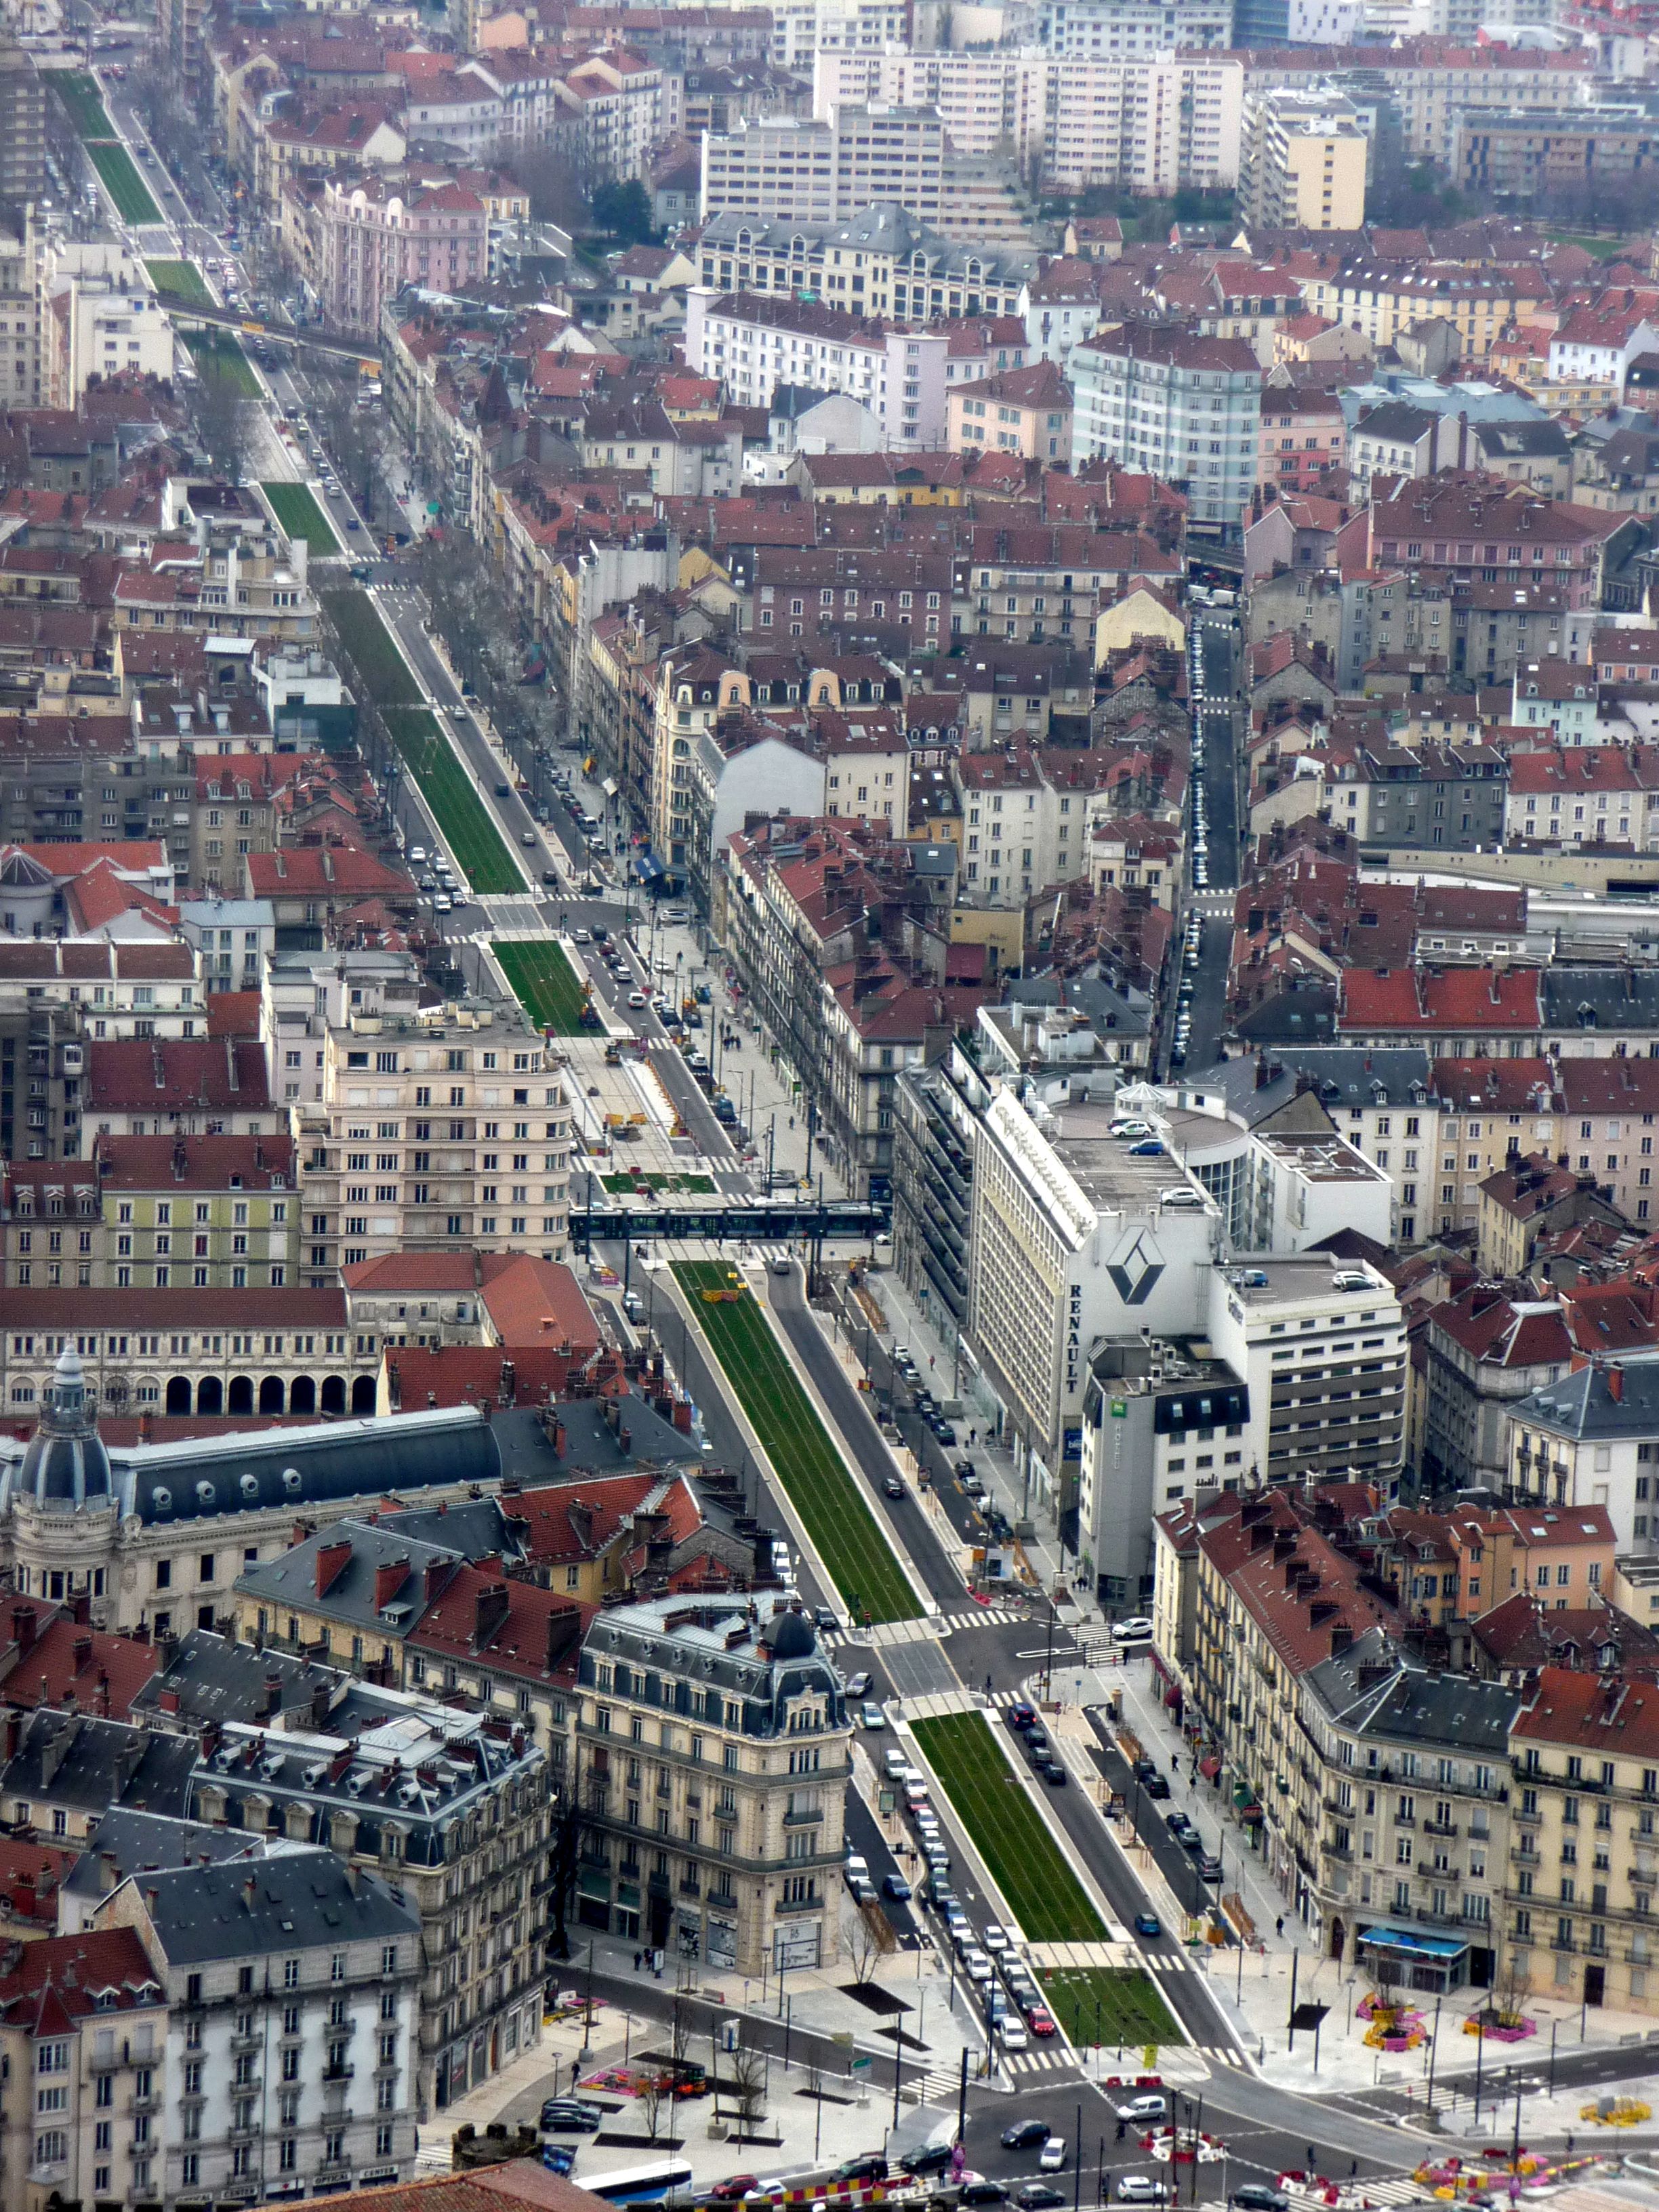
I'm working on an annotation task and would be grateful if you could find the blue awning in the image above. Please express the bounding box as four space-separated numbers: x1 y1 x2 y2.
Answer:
1359 1926 1468 1959
632 852 667 882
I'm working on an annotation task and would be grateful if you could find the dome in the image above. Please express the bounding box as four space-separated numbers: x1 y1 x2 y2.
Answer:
16 1347 113 1507
0 845 54 888
770 1607 817 1662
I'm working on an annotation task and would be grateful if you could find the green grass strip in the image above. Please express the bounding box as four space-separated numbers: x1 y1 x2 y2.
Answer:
182 331 260 398
262 480 341 555
54 70 116 140
383 708 525 894
85 140 160 224
496 941 590 1033
1037 1965 1176 2051
146 258 213 306
601 1172 716 1193
320 586 422 704
673 1259 918 1624
320 589 525 893
912 1711 1109 1943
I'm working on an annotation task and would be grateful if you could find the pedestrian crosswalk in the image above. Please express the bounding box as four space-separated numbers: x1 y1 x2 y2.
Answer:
1004 2048 1077 2077
1141 1954 1190 1978
935 1607 1027 1633
1282 2184 1420 2209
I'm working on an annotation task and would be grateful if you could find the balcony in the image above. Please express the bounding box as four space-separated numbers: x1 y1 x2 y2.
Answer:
323 2064 355 2083
1423 1818 1458 1839
783 1805 825 1826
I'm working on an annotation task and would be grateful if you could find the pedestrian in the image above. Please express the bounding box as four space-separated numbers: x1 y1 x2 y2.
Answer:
1275 1916 1284 1938
1565 2133 1574 2156
1306 2150 1315 2173
634 1950 641 1973
1170 1754 1179 1774
969 1429 977 1446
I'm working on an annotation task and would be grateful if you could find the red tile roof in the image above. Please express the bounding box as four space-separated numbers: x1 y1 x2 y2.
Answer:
0 1609 159 1720
1515 1665 1659 1757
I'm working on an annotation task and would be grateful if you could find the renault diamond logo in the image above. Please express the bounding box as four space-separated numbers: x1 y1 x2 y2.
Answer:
1105 1229 1165 1307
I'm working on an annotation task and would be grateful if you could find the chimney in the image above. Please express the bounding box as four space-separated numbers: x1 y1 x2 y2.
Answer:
372 1557 409 1610
314 1538 353 1599
473 1580 510 1650
71 1635 91 1673
9 1605 35 1654
1609 1364 1624 1404
262 1673 283 1719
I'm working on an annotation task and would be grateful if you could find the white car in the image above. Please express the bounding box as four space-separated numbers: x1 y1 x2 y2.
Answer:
1115 2096 1166 2124
1109 1119 1153 1141
999 2020 1029 2052
1116 2182 1170 2205
1039 2142 1067 2175
1115 1617 1155 1641
982 1924 1010 1954
962 1947 994 1984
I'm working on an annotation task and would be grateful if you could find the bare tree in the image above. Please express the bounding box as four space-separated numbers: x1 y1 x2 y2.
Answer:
729 2043 767 2133
846 1904 897 1987
191 371 258 482
637 2074 665 2147
505 142 588 230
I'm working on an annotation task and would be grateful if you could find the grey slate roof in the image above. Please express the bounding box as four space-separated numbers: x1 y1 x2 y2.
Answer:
1542 966 1659 1033
1002 972 1153 1039
582 1595 846 1740
380 1496 529 1563
698 203 1042 283
1353 401 1439 445
130 1629 356 1734
1 1710 197 1820
1303 1629 1519 1754
1185 1047 1433 1126
64 1807 276 1904
234 1519 465 1635
134 1844 418 1965
1513 1357 1659 1439
0 1404 506 1527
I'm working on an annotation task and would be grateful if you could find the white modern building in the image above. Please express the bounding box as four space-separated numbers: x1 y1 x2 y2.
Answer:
1205 1254 1409 1490
701 104 946 226
1071 322 1261 530
1031 0 1233 54
966 1086 1221 1521
813 48 1244 192
687 288 952 447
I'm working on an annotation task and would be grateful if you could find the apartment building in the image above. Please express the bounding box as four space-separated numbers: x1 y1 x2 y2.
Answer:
1506 1358 1659 1559
309 171 489 339
700 105 947 226
967 1088 1220 1520
1239 87 1368 232
1233 43 1593 168
1507 1668 1659 2015
94 1847 422 2198
1298 268 1548 363
295 996 571 1283
1307 1631 1516 1986
1206 1254 1408 1490
575 1595 852 1973
685 289 952 448
813 49 1244 193
1458 110 1659 201
1032 0 1232 54
0 215 41 413
693 207 1033 321
42 248 174 405
0 42 46 209
0 1134 298 1294
1070 323 1261 529
0 1924 167 2208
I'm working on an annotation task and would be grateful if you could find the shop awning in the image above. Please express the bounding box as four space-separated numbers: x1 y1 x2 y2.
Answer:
632 853 667 882
602 777 619 796
1200 1755 1221 1780
1163 1683 1182 1709
1359 1926 1468 1959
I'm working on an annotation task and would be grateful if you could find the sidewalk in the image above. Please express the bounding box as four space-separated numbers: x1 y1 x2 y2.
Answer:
861 1267 1076 1607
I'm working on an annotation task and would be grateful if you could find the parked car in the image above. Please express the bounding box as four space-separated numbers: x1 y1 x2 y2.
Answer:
539 2102 602 2133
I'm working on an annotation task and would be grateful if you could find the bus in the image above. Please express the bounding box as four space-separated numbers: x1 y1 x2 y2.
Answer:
586 2160 695 2205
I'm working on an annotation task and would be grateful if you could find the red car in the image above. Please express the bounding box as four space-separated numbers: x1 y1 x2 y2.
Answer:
712 2179 758 2201
1025 2007 1057 2038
